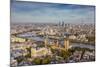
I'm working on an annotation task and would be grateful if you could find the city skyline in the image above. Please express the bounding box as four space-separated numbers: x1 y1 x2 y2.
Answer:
11 1 95 23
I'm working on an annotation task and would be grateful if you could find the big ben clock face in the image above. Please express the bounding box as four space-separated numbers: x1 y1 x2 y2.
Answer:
10 0 95 66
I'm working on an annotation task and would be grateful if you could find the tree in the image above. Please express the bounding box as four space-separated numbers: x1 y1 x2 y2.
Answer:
58 50 70 60
86 36 95 42
42 57 51 64
32 58 42 65
15 56 23 64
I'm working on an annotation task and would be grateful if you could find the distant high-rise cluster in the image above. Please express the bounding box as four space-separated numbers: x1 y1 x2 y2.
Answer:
59 21 65 27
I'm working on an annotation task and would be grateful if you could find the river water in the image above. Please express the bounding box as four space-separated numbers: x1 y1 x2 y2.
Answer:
17 32 95 50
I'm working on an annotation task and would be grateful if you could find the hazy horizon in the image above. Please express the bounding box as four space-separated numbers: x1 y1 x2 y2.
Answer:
11 1 95 23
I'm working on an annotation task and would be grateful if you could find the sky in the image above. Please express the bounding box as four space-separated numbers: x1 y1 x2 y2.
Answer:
11 1 95 23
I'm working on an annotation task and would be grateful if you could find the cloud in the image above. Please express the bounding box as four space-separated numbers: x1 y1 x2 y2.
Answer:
11 1 95 23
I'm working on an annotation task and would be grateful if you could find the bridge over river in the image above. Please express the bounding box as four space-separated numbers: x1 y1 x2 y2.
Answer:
15 32 95 50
